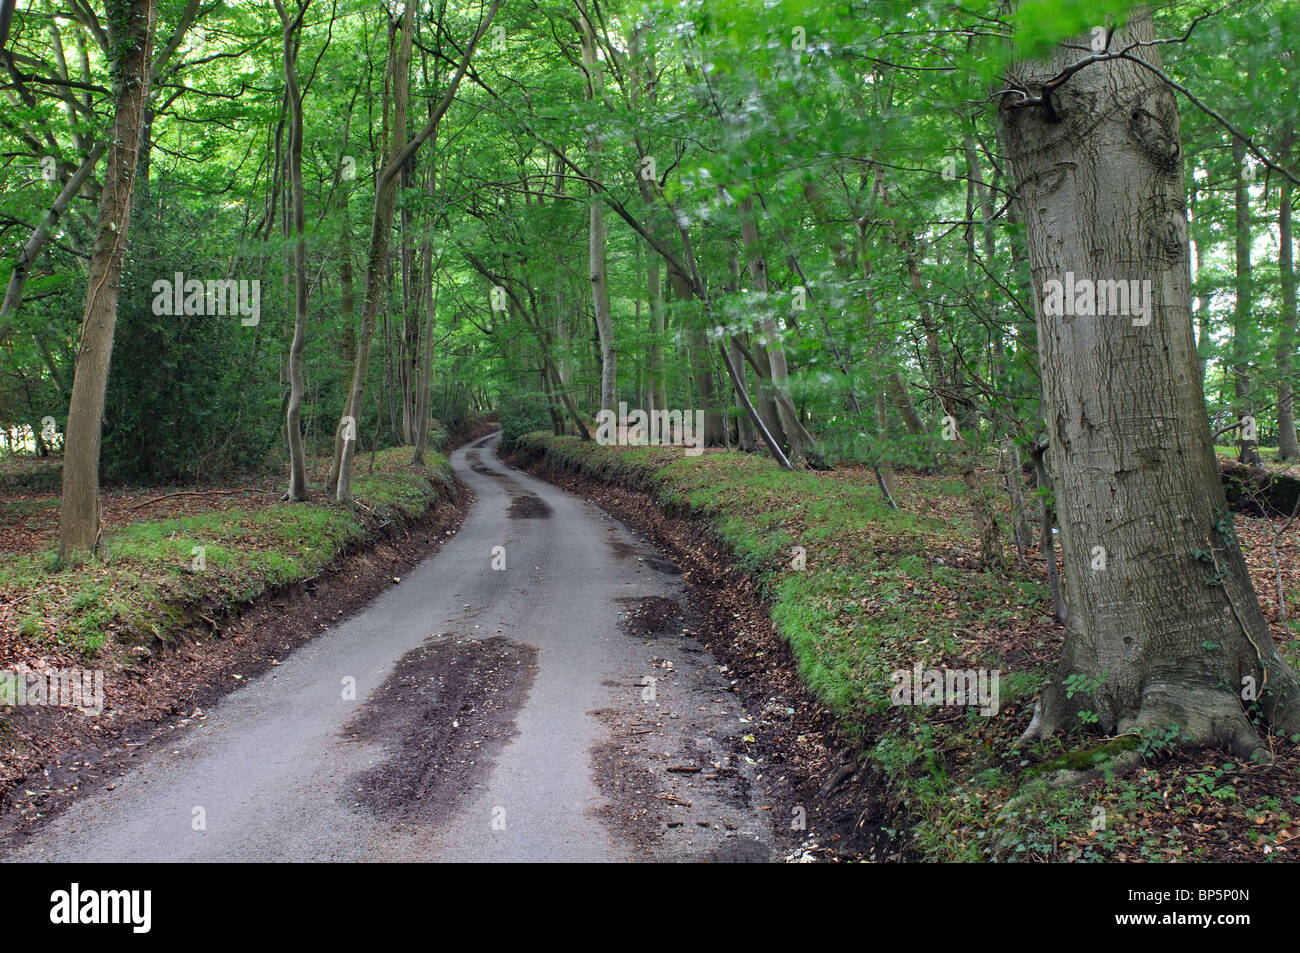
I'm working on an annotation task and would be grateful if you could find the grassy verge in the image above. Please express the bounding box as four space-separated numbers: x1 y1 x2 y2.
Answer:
512 432 1300 863
1 445 458 665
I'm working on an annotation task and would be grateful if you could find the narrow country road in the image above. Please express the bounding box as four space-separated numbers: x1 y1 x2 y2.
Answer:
2 433 776 862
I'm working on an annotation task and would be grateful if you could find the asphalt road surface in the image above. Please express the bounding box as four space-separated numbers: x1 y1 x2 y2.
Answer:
4 432 776 862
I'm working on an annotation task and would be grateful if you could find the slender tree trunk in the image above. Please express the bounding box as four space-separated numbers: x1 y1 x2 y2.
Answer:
875 391 897 498
58 0 157 558
624 26 667 418
1189 176 1209 381
412 242 438 464
276 0 310 502
899 226 1002 567
738 196 822 465
327 195 357 492
1232 138 1260 466
580 14 616 413
1278 170 1298 459
1001 438 1033 556
667 267 723 445
1000 10 1300 752
0 141 107 339
331 0 497 501
1029 439 1066 624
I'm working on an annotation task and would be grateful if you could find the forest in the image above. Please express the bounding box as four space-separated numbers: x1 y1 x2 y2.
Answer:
2 0 1300 868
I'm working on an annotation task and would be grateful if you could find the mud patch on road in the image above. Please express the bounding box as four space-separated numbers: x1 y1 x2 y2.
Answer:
507 494 551 519
466 450 509 480
606 534 680 574
341 634 538 825
614 596 684 639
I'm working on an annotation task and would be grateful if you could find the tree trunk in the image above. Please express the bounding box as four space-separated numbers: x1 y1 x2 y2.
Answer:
1029 439 1066 624
1232 138 1260 466
277 0 310 502
580 14 616 413
1001 437 1033 557
0 141 107 340
668 267 722 444
412 243 438 464
58 0 157 558
738 196 822 465
326 194 357 493
1000 10 1300 753
1278 172 1298 459
330 0 496 501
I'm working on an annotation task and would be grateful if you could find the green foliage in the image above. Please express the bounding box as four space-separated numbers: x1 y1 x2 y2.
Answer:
102 220 279 483
498 394 554 453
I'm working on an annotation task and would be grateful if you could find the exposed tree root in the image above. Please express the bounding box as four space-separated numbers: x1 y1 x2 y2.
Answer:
1018 664 1300 762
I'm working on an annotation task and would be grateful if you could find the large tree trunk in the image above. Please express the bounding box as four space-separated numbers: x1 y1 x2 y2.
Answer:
58 0 157 558
333 7 410 502
1000 10 1300 753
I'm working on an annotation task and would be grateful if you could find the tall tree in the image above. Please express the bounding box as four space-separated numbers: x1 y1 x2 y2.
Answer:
1278 130 1299 459
329 0 498 502
578 5 616 414
1001 10 1300 753
275 0 310 501
58 0 157 558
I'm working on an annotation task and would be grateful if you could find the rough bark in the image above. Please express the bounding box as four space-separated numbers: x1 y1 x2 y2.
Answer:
999 11 1300 753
